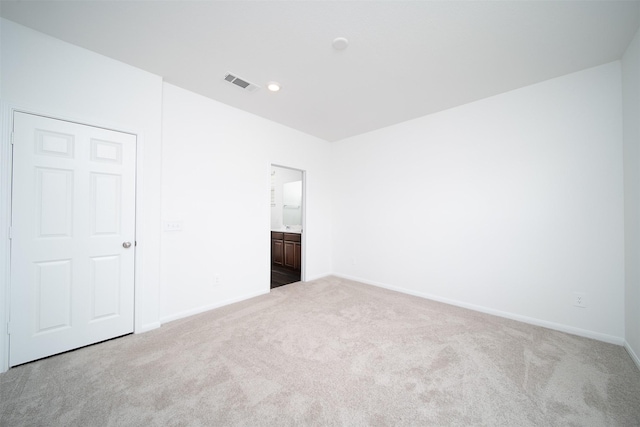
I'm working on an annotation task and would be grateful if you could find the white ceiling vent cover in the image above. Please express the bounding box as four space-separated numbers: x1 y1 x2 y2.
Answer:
224 73 260 92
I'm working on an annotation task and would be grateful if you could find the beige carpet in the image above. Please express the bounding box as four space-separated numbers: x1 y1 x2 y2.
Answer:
1 276 639 426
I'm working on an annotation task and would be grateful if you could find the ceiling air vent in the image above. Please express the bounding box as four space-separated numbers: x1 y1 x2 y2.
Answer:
224 73 260 92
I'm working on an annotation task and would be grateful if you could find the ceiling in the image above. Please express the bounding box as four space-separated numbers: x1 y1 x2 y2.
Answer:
1 1 639 142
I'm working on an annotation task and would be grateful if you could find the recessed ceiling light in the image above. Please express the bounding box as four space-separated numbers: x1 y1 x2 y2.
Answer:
267 82 281 92
332 37 349 50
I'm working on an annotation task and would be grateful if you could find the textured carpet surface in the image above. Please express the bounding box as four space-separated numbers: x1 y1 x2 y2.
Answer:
1 276 640 426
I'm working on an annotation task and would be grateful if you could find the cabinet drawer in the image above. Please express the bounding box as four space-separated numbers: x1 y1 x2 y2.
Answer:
271 232 284 240
284 233 301 242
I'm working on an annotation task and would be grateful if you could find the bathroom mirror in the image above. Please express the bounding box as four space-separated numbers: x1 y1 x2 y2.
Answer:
282 180 302 226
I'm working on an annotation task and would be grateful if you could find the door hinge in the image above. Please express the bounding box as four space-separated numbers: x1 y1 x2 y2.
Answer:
8 226 12 240
7 322 12 335
10 132 14 145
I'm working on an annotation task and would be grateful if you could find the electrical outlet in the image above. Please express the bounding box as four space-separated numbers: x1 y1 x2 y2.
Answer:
163 221 182 232
573 292 587 308
214 274 220 286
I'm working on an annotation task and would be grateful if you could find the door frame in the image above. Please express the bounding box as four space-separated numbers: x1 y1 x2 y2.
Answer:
0 103 147 373
270 164 306 285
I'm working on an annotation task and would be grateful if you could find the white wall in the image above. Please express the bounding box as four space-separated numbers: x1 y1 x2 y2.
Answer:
623 27 640 368
159 83 332 322
0 19 164 371
332 62 625 343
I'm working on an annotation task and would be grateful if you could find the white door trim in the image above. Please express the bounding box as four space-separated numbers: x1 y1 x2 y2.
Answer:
0 103 14 373
0 102 150 373
270 163 306 285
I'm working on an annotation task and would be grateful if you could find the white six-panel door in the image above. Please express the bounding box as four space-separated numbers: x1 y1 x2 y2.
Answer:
10 112 136 366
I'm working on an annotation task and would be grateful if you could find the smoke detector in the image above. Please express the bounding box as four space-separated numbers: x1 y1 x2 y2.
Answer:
224 73 260 92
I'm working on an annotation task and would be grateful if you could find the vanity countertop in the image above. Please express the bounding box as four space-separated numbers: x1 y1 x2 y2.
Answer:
271 228 302 234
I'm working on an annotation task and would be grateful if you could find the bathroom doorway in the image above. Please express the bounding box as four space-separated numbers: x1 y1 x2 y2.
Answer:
270 165 304 289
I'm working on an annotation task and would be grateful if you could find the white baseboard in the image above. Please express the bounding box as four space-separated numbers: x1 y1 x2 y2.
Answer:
332 273 625 346
159 289 270 325
135 322 161 334
304 272 333 282
624 342 640 371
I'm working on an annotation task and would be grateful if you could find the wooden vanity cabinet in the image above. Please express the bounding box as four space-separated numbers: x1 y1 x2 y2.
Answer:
284 233 301 270
272 231 301 272
271 232 284 266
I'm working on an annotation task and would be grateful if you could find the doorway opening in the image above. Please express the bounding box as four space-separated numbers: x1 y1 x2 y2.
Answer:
270 165 304 289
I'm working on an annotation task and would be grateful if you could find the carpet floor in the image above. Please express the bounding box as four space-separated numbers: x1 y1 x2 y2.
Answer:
1 276 640 426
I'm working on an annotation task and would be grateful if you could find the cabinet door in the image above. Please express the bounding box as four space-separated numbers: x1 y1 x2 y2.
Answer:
294 242 301 271
272 239 283 266
284 241 296 268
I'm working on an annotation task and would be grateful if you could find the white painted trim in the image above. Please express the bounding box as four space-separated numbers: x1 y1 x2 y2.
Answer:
301 169 306 282
0 102 156 372
0 102 14 374
135 322 161 334
625 341 640 371
132 125 145 335
333 273 625 346
305 273 333 282
131 124 160 335
159 289 270 325
270 163 306 283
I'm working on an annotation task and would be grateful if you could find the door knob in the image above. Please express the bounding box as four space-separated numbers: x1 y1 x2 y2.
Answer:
122 242 132 249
